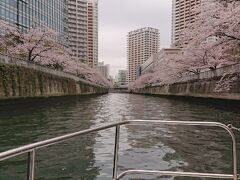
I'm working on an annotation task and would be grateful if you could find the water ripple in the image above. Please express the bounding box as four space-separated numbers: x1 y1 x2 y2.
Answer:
0 94 239 179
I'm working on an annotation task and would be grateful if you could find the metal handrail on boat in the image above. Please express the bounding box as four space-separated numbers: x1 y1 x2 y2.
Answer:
0 120 239 180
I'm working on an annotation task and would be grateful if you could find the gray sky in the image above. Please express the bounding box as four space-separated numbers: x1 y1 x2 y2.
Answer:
99 0 172 77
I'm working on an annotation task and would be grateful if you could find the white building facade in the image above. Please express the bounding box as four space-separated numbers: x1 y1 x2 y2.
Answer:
154 48 182 66
140 48 182 75
140 54 157 75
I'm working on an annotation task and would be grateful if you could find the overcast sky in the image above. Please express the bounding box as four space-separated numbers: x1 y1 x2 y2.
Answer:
99 0 172 77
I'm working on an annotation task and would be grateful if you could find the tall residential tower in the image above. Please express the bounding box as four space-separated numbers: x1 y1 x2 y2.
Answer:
68 0 98 67
172 0 201 47
127 27 160 83
87 0 98 68
68 0 88 63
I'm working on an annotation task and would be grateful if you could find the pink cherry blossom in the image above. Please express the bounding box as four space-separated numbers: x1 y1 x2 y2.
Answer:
0 22 112 87
130 0 239 91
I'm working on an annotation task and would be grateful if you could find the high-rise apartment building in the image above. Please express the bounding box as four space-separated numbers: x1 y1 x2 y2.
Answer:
87 0 98 68
68 0 88 63
172 0 201 48
118 70 128 86
0 0 68 43
68 0 98 67
97 61 109 79
127 27 160 83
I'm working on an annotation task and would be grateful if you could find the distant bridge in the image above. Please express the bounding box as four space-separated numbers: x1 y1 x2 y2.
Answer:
109 87 129 93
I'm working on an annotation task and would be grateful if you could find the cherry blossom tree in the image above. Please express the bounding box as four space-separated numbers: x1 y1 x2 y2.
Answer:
130 0 240 90
0 20 20 54
0 21 111 87
180 0 240 65
80 67 112 87
129 53 184 90
214 72 239 92
129 73 154 90
10 27 64 63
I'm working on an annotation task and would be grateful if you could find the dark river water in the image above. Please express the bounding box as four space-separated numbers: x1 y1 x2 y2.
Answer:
0 93 239 180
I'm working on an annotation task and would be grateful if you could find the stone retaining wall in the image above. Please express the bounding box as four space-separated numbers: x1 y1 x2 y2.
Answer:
133 75 240 100
0 64 108 99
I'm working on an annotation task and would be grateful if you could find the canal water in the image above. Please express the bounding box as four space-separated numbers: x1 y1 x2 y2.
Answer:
0 93 239 180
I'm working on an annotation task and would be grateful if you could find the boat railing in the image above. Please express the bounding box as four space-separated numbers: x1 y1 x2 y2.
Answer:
0 120 239 180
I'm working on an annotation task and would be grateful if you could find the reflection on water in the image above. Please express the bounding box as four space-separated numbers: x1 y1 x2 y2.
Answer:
0 94 239 179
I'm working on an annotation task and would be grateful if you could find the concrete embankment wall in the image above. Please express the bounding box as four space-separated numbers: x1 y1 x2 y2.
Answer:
0 63 108 99
133 76 240 100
